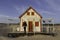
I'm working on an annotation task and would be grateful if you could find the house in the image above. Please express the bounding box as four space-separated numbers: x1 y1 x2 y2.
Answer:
19 7 42 33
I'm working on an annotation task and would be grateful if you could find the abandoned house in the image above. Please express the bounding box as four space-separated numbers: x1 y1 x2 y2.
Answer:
19 7 42 32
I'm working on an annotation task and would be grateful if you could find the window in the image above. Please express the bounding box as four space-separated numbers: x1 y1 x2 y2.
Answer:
31 12 34 15
27 12 30 15
22 22 27 26
35 22 39 26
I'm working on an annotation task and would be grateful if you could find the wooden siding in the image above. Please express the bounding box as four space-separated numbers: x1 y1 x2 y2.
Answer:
20 8 42 32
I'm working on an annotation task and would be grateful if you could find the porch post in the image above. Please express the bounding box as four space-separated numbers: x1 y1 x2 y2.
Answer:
33 19 35 36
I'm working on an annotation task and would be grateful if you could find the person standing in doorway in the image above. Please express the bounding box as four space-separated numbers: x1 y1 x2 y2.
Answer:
23 21 27 35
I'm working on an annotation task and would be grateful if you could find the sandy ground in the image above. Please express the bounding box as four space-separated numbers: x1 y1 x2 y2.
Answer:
0 26 60 40
0 30 60 40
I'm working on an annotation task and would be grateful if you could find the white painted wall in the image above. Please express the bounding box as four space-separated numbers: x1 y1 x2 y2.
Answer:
20 9 42 32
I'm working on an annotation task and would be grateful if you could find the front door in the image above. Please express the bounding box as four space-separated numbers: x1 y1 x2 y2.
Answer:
28 21 33 32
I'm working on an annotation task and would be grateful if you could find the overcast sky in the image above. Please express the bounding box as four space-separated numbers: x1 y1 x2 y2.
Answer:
0 0 60 23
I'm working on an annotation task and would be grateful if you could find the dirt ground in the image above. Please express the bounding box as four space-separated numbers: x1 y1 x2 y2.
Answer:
0 26 60 40
0 30 60 40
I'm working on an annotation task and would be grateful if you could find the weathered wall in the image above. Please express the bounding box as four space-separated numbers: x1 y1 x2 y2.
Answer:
20 9 42 32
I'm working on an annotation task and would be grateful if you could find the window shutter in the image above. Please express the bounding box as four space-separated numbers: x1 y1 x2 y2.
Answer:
35 22 39 26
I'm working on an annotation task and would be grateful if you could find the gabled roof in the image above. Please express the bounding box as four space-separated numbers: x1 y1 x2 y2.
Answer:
19 6 42 18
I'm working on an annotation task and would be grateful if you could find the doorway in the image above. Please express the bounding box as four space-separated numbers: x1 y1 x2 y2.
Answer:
28 21 33 32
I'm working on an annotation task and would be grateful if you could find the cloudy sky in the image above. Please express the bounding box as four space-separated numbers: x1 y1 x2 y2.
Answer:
0 0 60 23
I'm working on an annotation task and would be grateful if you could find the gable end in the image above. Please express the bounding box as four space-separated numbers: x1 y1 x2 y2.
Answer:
19 7 42 18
